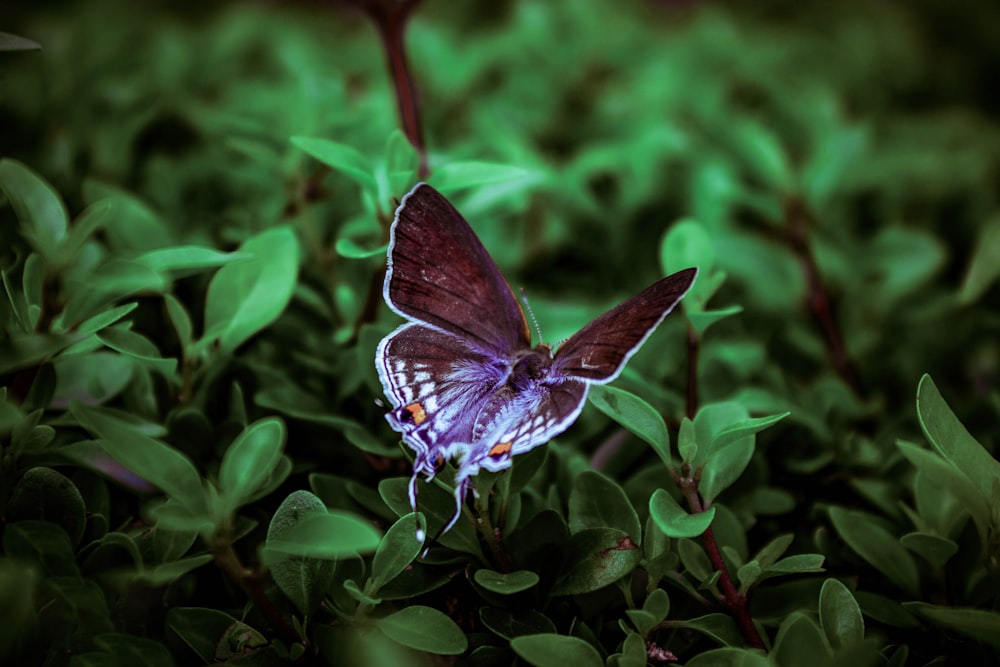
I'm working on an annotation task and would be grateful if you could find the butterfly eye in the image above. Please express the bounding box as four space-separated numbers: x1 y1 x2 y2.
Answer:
401 402 427 425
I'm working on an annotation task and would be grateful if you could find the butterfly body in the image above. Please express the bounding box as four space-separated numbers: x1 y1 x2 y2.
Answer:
376 183 696 537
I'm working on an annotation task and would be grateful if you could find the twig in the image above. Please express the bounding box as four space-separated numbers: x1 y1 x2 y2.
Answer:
676 472 765 649
784 197 861 394
351 0 429 177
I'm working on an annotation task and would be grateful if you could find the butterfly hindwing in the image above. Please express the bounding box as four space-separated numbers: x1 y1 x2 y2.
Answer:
384 184 531 355
555 268 697 382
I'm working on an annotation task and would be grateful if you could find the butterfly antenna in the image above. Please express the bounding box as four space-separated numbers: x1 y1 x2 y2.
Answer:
519 287 545 344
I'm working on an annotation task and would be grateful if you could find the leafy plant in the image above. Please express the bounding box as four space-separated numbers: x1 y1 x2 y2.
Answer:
2 0 999 665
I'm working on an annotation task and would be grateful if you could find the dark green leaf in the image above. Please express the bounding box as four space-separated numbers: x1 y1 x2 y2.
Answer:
7 467 87 546
97 326 177 377
479 607 556 640
375 605 468 655
0 159 68 261
165 607 240 664
903 603 1000 650
551 528 642 596
3 520 80 577
473 569 539 595
568 470 641 542
370 513 425 593
819 578 864 649
916 374 1000 503
828 507 919 596
265 490 336 615
677 613 744 647
71 403 205 511
771 612 832 666
510 634 604 667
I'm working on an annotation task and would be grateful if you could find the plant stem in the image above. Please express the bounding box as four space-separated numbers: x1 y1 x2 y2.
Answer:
353 0 429 177
686 323 699 419
211 533 305 649
679 480 765 649
784 196 861 394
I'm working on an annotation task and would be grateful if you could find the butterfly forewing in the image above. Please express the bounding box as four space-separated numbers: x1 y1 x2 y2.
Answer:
385 184 531 355
555 268 697 382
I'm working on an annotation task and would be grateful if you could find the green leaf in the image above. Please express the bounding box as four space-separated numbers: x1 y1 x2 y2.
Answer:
202 226 299 355
687 306 743 338
71 403 205 511
0 31 41 51
135 555 213 587
916 374 1000 503
429 161 534 192
711 412 790 450
0 159 68 262
685 647 771 667
473 569 539 595
895 439 990 543
588 384 670 465
75 303 139 337
677 613 745 647
479 608 556 640
218 417 286 510
7 467 87 546
551 528 642 596
165 607 241 664
958 215 1000 304
264 511 381 559
828 507 919 596
265 490 336 615
164 294 193 349
375 605 468 655
899 532 958 568
134 246 250 275
3 520 80 577
0 332 87 374
90 632 175 667
378 477 484 559
819 578 864 649
370 513 425 593
568 470 641 542
291 136 377 192
649 488 715 538
335 236 387 259
903 602 1000 650
97 326 177 377
661 219 715 275
677 417 697 463
511 634 604 667
772 612 831 666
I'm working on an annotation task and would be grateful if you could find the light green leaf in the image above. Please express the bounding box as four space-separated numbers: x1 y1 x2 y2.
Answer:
429 161 534 192
649 489 715 539
291 136 376 192
0 159 68 261
588 384 670 466
218 418 286 510
473 569 540 595
202 226 299 355
264 511 381 559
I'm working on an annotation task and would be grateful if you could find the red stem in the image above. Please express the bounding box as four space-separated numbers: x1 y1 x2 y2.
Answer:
784 197 861 393
681 481 765 649
354 0 429 178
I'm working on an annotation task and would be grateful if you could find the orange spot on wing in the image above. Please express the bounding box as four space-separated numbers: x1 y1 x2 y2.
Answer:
488 441 512 458
404 402 427 425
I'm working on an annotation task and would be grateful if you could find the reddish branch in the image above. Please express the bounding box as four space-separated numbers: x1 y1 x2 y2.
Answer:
678 474 765 649
350 0 429 177
784 197 861 393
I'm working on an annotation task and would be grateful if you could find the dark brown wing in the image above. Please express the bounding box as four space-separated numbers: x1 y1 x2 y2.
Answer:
554 268 697 382
384 183 531 355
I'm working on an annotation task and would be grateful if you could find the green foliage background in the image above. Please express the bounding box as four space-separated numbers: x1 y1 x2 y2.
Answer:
1 1 999 665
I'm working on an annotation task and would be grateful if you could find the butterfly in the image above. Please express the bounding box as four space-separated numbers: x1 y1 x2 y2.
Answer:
376 183 697 541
